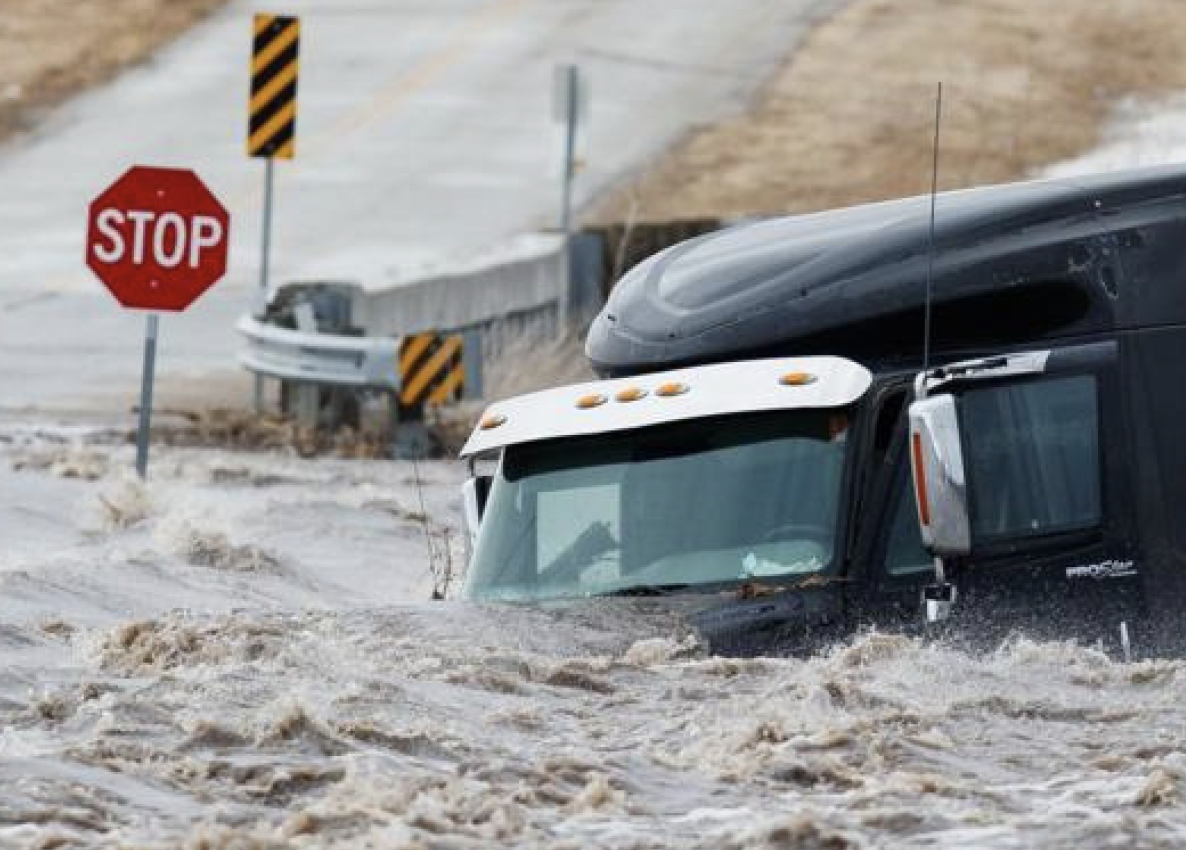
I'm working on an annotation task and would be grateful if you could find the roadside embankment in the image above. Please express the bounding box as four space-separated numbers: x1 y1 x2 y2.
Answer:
593 0 1186 221
0 0 228 140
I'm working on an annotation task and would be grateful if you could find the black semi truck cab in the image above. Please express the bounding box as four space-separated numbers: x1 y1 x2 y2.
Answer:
459 165 1186 657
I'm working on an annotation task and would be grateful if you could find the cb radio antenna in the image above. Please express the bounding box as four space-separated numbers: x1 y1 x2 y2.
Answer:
922 81 943 376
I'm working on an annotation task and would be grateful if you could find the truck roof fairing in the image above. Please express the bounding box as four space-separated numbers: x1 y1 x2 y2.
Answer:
587 164 1186 374
460 356 872 458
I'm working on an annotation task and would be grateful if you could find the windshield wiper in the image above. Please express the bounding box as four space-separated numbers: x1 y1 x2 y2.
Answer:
596 583 692 597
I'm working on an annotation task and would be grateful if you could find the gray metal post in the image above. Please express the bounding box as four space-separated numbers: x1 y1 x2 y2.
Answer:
135 313 160 480
560 65 578 236
462 328 484 400
559 64 579 331
254 157 276 409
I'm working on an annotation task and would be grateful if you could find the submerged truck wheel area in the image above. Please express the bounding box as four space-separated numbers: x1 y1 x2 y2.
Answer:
461 165 1186 657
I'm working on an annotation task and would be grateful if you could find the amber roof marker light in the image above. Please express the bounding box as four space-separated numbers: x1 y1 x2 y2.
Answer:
655 382 689 398
480 413 507 430
615 387 648 403
779 371 817 387
576 393 608 409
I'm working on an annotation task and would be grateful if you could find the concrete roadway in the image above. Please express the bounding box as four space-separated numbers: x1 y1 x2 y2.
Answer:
0 0 843 419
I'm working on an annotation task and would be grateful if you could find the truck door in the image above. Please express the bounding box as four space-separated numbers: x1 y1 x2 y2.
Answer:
918 342 1142 645
846 386 935 631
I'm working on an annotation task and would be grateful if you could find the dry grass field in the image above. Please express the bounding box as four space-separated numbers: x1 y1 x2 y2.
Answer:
593 0 1186 221
3 1 1182 220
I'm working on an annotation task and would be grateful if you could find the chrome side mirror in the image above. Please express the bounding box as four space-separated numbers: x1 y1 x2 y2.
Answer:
907 394 971 556
461 475 492 555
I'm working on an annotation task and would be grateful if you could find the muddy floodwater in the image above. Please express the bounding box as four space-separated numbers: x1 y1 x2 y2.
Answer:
2 427 1186 849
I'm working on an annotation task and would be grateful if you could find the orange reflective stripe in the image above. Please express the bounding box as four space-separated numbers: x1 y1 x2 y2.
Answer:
912 431 931 526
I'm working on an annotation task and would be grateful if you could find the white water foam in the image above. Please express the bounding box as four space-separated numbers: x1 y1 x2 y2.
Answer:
1 433 1185 847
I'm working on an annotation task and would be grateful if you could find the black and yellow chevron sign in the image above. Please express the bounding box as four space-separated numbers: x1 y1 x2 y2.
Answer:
399 333 466 409
248 14 300 159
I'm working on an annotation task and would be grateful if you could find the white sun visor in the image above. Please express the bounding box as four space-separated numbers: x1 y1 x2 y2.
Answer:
461 356 873 458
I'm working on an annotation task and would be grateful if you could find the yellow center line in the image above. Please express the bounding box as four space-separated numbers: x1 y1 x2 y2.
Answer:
225 0 536 275
230 0 535 211
55 1 538 299
303 0 535 159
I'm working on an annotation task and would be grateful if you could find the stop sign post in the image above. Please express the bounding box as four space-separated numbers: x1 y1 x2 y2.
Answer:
85 166 231 478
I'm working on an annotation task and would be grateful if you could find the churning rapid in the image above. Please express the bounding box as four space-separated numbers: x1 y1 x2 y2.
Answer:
2 427 1186 849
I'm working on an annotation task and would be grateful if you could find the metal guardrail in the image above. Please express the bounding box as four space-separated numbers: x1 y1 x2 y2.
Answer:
237 315 400 390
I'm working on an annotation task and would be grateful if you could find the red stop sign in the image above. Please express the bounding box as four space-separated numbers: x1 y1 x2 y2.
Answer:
86 166 231 312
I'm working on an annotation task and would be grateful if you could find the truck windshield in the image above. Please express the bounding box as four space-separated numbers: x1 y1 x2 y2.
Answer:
465 410 850 602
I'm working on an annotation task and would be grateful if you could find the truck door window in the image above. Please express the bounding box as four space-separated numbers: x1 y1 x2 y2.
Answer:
867 388 930 576
960 374 1101 541
885 479 932 575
